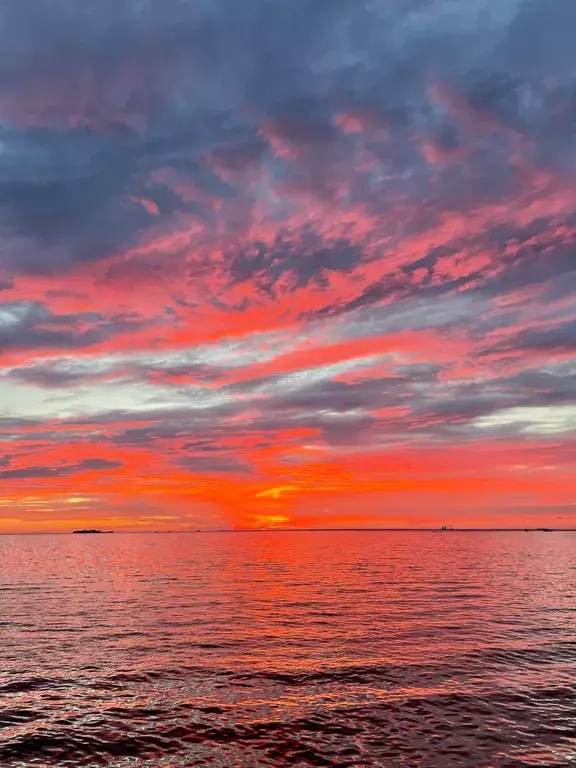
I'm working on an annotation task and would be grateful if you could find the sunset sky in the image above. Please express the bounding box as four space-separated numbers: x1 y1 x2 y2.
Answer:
1 0 576 532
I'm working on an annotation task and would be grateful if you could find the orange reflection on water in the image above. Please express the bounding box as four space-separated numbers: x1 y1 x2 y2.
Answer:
0 531 575 766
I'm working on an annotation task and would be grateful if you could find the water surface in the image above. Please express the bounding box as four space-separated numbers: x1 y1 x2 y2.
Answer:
1 531 575 766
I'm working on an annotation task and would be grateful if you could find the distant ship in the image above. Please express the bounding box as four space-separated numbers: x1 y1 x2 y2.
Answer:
440 525 454 531
72 529 114 534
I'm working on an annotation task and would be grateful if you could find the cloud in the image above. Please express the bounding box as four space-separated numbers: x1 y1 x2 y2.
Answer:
0 301 154 358
0 457 121 480
488 318 576 355
0 0 572 286
176 456 252 475
473 405 576 436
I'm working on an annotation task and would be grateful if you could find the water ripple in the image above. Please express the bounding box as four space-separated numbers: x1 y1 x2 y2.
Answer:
1 530 575 767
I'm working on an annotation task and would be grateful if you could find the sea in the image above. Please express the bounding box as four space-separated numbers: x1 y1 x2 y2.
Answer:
0 530 575 767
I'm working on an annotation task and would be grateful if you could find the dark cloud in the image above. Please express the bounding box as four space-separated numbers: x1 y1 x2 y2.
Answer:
110 423 192 446
0 128 141 273
503 369 576 404
264 377 408 414
6 366 95 388
77 458 122 471
0 0 575 290
486 319 576 355
0 457 122 480
0 466 64 480
504 0 576 79
0 301 151 353
176 456 252 475
7 356 227 391
141 363 224 385
229 240 365 295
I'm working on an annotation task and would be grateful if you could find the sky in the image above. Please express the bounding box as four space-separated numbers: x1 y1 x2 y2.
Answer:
1 0 576 532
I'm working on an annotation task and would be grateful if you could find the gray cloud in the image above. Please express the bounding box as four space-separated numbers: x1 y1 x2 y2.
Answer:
0 0 574 292
0 301 153 353
0 457 122 480
3 347 576 459
5 366 97 388
486 319 576 355
176 455 252 474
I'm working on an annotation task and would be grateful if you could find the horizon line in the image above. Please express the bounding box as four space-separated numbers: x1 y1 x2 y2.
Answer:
1 527 575 536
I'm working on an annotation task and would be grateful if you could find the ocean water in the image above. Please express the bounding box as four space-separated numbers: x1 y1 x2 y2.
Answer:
0 531 575 767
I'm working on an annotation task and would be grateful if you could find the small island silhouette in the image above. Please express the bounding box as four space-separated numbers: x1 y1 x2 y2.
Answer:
72 529 114 534
524 528 554 532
